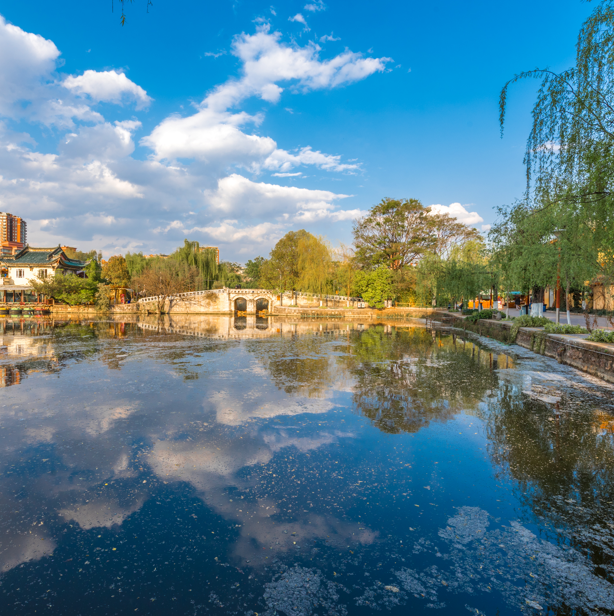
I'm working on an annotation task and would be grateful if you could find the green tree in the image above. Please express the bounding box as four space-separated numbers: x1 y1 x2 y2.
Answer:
353 266 393 308
297 234 333 296
30 274 99 306
353 198 435 270
125 252 148 279
244 257 266 287
132 259 202 313
213 262 242 289
102 255 131 287
84 258 103 283
259 230 312 292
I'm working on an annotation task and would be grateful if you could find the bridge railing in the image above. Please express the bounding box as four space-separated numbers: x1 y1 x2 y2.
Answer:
137 288 361 304
138 288 227 304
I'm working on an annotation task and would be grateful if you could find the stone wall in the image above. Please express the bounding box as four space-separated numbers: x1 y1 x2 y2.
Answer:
441 313 614 383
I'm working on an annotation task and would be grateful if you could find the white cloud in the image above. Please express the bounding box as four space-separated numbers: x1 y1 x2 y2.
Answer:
60 120 141 160
0 16 387 258
144 28 389 169
142 108 276 164
289 13 310 30
204 173 349 219
202 27 390 112
428 202 484 226
320 33 340 42
203 50 227 58
0 15 59 114
304 0 326 11
0 15 102 127
263 146 359 173
63 69 151 109
481 224 491 232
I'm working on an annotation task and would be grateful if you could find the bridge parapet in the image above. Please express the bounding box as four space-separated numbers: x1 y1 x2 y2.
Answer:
137 287 362 314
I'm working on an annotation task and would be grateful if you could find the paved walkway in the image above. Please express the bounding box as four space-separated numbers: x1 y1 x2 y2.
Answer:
503 308 614 329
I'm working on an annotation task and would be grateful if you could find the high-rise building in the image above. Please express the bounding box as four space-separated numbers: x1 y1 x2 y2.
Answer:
0 212 27 254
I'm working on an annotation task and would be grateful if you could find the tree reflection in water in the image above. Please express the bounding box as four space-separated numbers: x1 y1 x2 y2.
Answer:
483 382 614 569
341 326 500 434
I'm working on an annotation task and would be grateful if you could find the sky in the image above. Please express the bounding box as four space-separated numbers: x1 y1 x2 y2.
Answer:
0 0 595 262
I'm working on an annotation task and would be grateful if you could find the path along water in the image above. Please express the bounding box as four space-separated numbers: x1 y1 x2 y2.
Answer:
1 316 614 615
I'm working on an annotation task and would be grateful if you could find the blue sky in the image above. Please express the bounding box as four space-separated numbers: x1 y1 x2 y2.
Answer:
0 0 593 261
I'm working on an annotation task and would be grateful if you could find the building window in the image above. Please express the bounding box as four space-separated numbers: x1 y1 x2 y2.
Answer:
15 269 24 278
38 269 48 279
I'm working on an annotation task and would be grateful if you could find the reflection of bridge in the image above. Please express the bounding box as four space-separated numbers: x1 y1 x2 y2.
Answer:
137 288 360 314
136 314 371 339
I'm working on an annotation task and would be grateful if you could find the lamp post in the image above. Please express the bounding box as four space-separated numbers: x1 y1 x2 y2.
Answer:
553 229 565 325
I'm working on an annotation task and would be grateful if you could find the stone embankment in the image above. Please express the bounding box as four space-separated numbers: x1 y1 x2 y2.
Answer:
273 306 436 319
437 313 614 384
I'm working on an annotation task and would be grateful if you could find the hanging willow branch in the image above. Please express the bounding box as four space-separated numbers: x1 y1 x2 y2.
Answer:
113 0 153 26
496 0 614 288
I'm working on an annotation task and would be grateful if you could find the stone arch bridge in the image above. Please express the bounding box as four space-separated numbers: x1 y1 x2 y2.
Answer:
137 288 360 314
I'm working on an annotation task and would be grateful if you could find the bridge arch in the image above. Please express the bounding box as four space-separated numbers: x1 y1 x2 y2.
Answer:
255 297 270 313
234 297 247 312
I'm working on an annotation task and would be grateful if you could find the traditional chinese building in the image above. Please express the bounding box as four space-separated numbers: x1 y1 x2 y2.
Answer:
0 246 87 304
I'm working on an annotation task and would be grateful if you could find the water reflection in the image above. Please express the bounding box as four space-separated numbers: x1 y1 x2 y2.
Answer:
340 326 506 434
0 316 613 615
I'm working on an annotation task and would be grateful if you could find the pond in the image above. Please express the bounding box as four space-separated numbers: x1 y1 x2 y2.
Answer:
1 316 614 615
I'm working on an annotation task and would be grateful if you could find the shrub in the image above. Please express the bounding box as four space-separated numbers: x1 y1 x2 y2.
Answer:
544 323 587 334
512 315 551 328
587 329 614 343
461 309 477 315
509 315 551 342
465 309 503 323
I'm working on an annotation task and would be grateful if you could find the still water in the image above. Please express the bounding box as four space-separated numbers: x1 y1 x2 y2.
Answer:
1 316 614 615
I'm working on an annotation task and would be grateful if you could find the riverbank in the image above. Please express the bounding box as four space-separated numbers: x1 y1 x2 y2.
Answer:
436 312 614 384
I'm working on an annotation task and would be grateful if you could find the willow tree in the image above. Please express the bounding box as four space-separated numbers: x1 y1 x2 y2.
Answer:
259 230 312 292
172 240 218 289
297 234 333 297
499 0 614 290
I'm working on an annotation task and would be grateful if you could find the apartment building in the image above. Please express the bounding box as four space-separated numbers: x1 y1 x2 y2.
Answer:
0 212 27 254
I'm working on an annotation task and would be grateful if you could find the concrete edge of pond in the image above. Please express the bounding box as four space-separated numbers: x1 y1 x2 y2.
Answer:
435 313 614 384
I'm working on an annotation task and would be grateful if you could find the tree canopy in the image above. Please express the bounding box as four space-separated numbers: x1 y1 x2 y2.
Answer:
353 198 435 270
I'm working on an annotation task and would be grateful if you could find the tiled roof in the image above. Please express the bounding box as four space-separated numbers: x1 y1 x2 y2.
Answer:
0 246 87 268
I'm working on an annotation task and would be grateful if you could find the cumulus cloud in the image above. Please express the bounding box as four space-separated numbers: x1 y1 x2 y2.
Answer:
428 202 484 226
192 27 389 113
263 146 359 173
144 27 388 173
0 15 101 127
60 120 141 160
204 173 349 220
142 108 276 164
63 69 152 109
0 15 58 111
